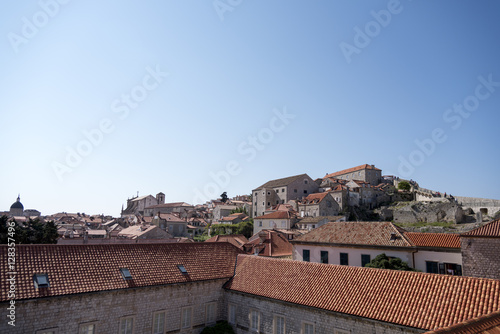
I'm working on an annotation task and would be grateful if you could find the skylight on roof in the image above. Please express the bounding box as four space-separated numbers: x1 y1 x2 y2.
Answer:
177 265 188 275
120 268 133 280
33 273 50 288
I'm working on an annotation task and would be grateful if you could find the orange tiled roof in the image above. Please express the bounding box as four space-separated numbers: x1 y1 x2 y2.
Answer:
292 221 412 247
245 230 293 257
461 219 500 237
225 255 500 331
298 192 329 204
253 174 310 191
324 164 381 179
424 310 500 333
0 243 242 302
206 234 249 248
158 213 186 222
405 232 461 249
254 211 295 220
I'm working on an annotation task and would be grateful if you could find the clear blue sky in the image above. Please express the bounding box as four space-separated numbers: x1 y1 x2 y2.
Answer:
1 0 499 216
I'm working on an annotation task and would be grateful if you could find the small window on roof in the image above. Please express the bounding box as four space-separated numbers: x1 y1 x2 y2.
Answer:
120 268 133 280
33 273 50 288
178 265 188 274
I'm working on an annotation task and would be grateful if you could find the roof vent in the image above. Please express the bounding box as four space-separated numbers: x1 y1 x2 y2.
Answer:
120 268 133 280
33 273 50 288
390 233 397 241
177 265 188 275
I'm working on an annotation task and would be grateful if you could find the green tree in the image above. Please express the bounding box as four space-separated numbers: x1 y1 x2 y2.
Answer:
230 207 248 215
220 192 228 203
365 253 418 271
398 181 411 191
235 219 253 238
0 216 58 244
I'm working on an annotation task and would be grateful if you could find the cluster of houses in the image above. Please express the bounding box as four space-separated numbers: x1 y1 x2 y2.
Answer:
1 219 499 333
2 163 500 333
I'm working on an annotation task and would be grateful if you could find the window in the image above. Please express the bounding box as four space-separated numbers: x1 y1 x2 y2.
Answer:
294 189 297 193
181 307 192 329
302 322 315 334
258 221 262 227
120 268 132 280
303 190 308 194
445 263 462 276
282 189 285 192
267 202 271 206
120 316 134 334
340 253 349 265
320 251 328 264
304 179 308 184
33 273 50 288
79 323 96 334
205 302 216 324
273 315 285 334
361 254 371 267
250 310 260 332
228 304 237 325
152 312 165 334
426 261 438 274
303 249 310 262
177 265 188 275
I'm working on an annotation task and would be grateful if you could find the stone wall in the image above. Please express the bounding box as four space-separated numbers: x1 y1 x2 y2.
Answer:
1 279 227 334
461 237 500 280
224 290 424 334
393 201 463 223
454 196 500 218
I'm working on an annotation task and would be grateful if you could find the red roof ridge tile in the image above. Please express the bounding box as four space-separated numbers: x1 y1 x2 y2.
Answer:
461 219 500 237
424 310 500 333
404 232 461 248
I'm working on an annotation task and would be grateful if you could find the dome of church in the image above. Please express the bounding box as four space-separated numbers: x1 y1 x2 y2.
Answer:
10 196 24 210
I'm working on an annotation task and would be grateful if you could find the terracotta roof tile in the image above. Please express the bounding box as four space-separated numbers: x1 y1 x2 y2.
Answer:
461 219 500 237
253 174 310 191
324 164 381 179
405 232 461 249
145 202 192 209
299 192 330 204
425 310 500 333
0 243 241 302
292 221 412 247
206 235 249 248
245 230 293 257
254 211 295 220
225 255 500 331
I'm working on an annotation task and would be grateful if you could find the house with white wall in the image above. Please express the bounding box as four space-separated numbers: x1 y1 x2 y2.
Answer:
291 221 462 274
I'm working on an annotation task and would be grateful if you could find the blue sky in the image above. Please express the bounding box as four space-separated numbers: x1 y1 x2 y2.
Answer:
1 0 499 216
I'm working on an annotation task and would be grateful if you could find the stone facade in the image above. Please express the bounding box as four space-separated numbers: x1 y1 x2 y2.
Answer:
1 279 227 334
224 291 424 334
297 193 340 218
393 201 464 224
461 236 500 280
212 205 239 222
325 164 382 186
252 174 319 218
